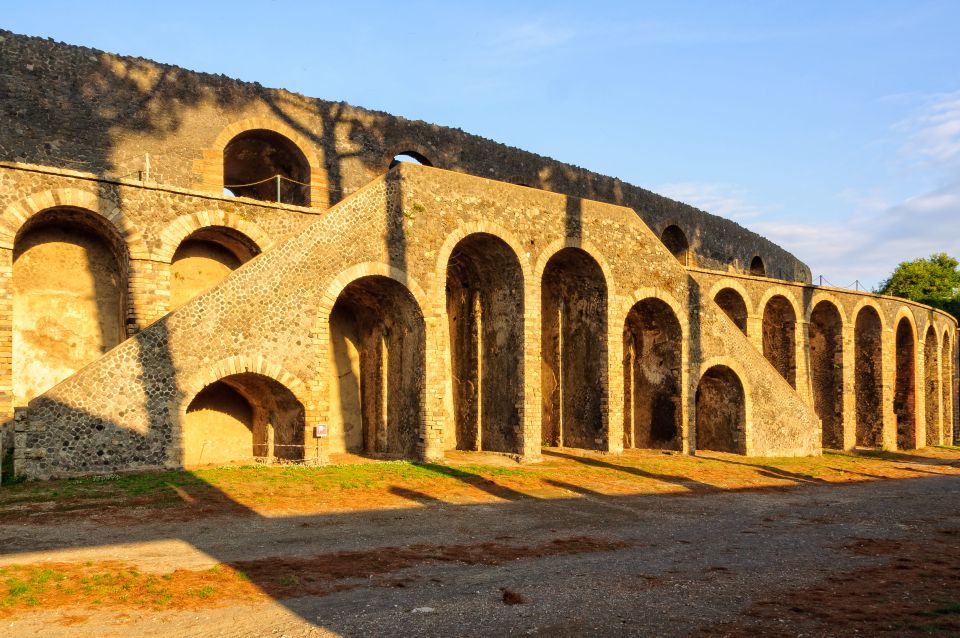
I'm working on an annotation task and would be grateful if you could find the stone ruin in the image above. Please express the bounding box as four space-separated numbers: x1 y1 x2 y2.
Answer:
0 30 954 479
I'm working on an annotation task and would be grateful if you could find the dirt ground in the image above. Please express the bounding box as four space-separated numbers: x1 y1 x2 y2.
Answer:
1 447 959 636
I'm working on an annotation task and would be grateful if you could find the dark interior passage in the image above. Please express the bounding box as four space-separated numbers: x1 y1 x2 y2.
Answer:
223 129 310 206
329 276 425 458
623 298 682 450
924 326 941 447
762 295 796 388
446 233 524 454
695 365 746 454
750 256 765 276
183 373 305 466
714 288 748 333
810 301 844 449
895 317 917 450
854 307 884 447
541 248 608 450
660 225 689 265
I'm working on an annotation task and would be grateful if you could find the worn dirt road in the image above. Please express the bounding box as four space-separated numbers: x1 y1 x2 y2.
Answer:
2 458 959 637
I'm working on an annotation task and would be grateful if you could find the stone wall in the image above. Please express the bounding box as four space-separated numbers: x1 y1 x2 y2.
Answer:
14 164 828 478
689 268 958 450
0 29 810 283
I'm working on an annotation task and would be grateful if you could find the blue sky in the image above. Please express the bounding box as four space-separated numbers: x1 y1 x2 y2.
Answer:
5 1 960 289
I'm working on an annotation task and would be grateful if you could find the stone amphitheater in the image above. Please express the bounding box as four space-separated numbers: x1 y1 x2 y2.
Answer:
0 30 955 480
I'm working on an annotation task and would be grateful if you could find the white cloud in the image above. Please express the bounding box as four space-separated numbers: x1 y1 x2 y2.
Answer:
490 21 574 57
655 181 775 223
895 90 960 168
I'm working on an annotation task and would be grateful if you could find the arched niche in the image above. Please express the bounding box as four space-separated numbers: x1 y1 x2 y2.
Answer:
328 275 425 458
183 372 305 466
623 298 682 450
761 295 797 388
750 256 765 276
390 151 433 169
170 226 260 311
541 247 608 450
660 225 690 265
695 365 746 454
714 288 748 333
854 306 883 447
223 129 311 206
13 206 128 405
810 301 844 449
445 233 524 454
894 316 917 450
924 325 941 447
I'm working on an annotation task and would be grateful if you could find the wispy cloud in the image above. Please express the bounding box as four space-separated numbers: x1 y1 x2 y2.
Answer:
655 181 776 223
490 20 575 57
895 90 960 169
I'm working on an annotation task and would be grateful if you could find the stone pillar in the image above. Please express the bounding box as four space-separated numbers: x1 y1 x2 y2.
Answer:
841 323 857 450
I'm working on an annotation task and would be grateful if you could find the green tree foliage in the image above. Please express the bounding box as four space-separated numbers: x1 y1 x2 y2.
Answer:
876 253 960 319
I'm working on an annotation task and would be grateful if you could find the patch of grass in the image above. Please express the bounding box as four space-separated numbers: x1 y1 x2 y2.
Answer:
920 602 960 616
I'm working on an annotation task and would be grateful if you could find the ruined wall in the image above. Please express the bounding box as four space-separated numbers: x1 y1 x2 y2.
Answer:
0 30 810 283
689 267 957 451
14 165 825 478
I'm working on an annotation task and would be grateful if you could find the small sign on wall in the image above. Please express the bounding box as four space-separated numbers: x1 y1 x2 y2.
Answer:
313 424 328 438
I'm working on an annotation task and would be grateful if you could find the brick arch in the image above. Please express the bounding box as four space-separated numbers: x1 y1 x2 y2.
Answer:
805 291 849 325
706 278 755 318
386 144 437 171
756 286 802 322
316 262 429 323
533 237 617 298
435 222 533 285
622 288 690 339
155 211 274 263
892 305 919 338
193 117 325 204
0 187 149 259
851 297 888 332
178 355 309 417
694 357 754 454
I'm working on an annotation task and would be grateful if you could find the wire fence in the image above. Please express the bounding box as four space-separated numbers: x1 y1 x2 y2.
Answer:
815 275 865 292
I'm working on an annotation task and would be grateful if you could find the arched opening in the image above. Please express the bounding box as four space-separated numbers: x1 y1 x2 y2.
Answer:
942 333 953 445
895 317 917 450
714 288 748 333
761 295 796 388
750 256 765 276
810 301 844 449
446 234 524 454
854 306 883 447
183 373 305 466
13 207 127 405
170 227 260 311
924 325 941 447
328 276 425 458
389 151 433 169
660 225 689 265
541 248 608 450
223 129 310 206
695 365 746 454
623 298 682 450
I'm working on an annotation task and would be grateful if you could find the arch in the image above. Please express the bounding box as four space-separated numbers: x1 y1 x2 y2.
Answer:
924 324 941 447
541 246 608 450
534 238 617 300
894 315 917 450
12 206 129 405
623 297 682 450
714 287 748 333
434 222 533 283
155 211 273 263
223 129 311 205
854 305 884 447
167 225 263 312
0 188 148 258
809 300 844 449
761 294 797 387
328 274 426 458
445 233 525 454
695 365 746 454
706 278 755 316
659 224 690 265
805 291 849 325
749 255 765 276
942 330 954 445
389 150 433 168
181 371 306 467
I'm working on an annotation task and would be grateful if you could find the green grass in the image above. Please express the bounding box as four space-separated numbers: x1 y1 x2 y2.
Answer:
920 602 960 617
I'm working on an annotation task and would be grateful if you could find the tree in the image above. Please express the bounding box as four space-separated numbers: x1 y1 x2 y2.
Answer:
876 253 960 319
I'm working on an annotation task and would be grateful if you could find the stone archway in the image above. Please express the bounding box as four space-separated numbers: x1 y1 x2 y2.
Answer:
895 316 917 450
695 365 746 454
810 300 844 449
762 295 796 388
854 306 884 447
714 287 748 333
170 226 261 311
924 325 941 447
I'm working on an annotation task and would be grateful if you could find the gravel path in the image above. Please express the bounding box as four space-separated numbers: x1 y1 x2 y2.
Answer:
3 472 959 636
